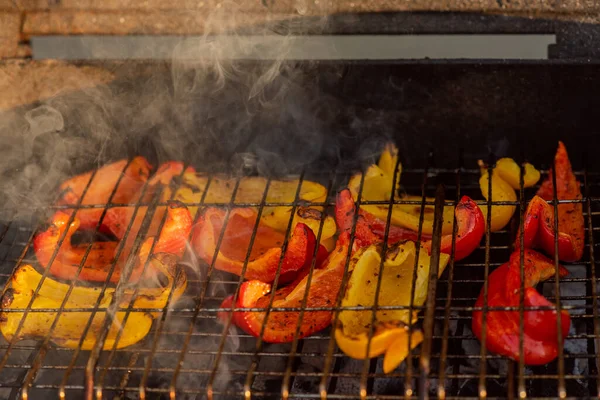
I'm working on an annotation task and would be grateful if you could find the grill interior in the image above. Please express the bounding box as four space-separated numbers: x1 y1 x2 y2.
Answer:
1 61 600 399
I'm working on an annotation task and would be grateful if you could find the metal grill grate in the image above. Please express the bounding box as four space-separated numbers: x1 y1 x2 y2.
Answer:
0 148 598 400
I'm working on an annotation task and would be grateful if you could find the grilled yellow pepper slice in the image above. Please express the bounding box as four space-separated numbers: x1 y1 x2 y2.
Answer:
163 173 336 248
335 241 449 372
478 158 541 232
0 253 187 350
348 143 455 235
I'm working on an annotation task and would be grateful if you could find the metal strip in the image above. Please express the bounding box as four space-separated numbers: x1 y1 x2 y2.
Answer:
418 184 445 399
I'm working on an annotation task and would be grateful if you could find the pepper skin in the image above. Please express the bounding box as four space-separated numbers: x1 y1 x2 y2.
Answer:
0 253 187 350
337 189 483 261
57 157 152 231
163 172 337 245
192 207 317 283
472 249 570 365
335 189 428 248
518 142 584 262
347 144 455 236
478 158 541 232
33 201 192 283
422 195 485 261
334 322 423 373
218 232 350 343
335 241 449 372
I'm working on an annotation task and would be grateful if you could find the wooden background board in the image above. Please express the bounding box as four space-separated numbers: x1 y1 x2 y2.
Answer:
0 1 599 109
0 0 599 58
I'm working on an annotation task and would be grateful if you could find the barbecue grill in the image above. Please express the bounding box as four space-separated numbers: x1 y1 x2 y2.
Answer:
2 7 600 400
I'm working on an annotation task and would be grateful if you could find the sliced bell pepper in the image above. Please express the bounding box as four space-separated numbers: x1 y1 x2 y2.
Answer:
422 195 485 261
478 158 540 232
141 161 196 202
518 142 584 262
347 143 456 236
33 201 192 283
57 157 152 231
192 207 317 283
334 321 423 373
163 172 337 244
335 241 449 372
0 253 187 350
472 249 570 365
337 189 483 261
335 189 426 248
218 232 350 343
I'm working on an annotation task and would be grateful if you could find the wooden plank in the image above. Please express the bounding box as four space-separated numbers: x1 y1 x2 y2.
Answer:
0 12 21 58
12 0 600 13
0 60 115 109
0 1 19 9
22 10 298 36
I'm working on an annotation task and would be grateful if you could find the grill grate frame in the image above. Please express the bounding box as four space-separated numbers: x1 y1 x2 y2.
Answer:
0 148 598 399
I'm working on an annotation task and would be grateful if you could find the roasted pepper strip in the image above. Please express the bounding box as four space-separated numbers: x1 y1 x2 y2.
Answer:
192 207 317 283
335 241 449 372
218 232 349 343
33 201 192 283
163 172 336 245
335 189 426 248
348 143 455 235
57 157 152 231
518 142 584 262
472 249 570 365
478 158 540 232
422 196 485 261
337 189 482 261
0 253 187 350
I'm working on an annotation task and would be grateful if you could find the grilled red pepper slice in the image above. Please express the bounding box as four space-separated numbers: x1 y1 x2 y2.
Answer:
33 201 192 283
472 249 570 365
422 196 485 261
335 189 425 248
57 157 152 231
518 142 584 262
191 207 316 283
218 232 349 343
336 189 483 261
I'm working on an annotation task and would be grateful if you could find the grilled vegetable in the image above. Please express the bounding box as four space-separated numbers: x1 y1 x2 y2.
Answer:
162 172 336 247
218 232 349 343
472 249 570 365
33 201 192 283
518 142 584 262
478 158 540 232
347 143 456 236
192 207 318 283
336 189 483 262
334 322 423 373
0 253 187 350
335 189 426 248
57 157 152 231
335 241 449 372
422 196 485 261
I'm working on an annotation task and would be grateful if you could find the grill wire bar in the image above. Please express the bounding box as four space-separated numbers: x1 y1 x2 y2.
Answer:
478 156 495 399
583 162 600 397
280 170 337 400
551 155 567 399
404 151 432 398
436 157 461 400
517 157 527 399
0 151 597 399
419 185 445 399
359 147 407 399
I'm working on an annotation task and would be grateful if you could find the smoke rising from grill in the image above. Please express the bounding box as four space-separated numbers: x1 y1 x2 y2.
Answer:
0 2 347 396
0 2 348 220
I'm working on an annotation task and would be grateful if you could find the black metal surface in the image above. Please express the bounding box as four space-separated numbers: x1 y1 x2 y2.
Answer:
0 60 599 398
